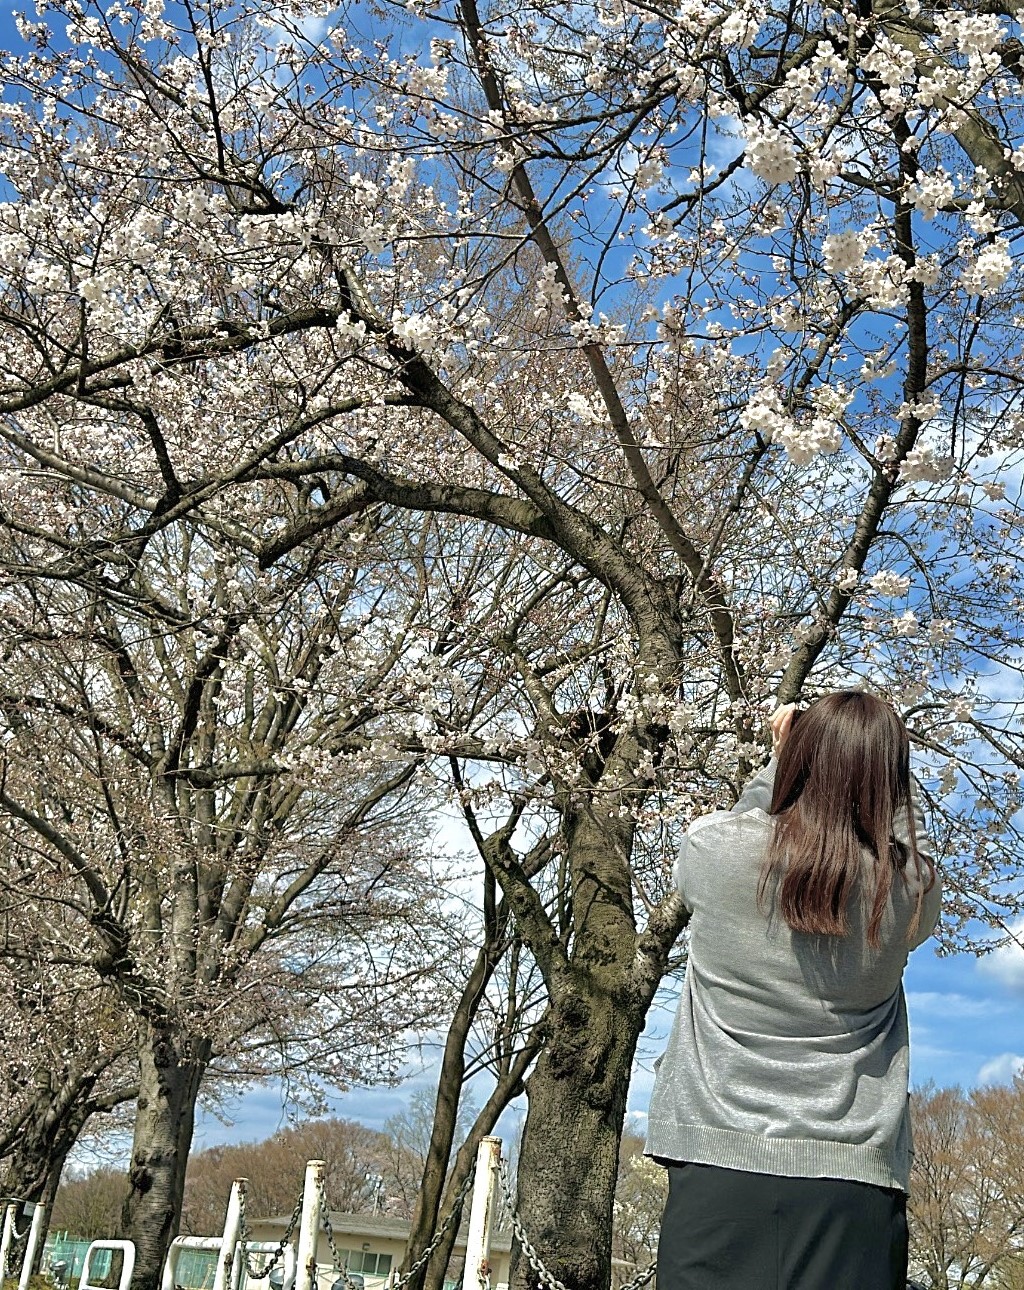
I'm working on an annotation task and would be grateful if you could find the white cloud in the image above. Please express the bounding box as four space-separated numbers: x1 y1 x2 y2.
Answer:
977 1052 1024 1085
907 990 1008 1017
977 918 1024 994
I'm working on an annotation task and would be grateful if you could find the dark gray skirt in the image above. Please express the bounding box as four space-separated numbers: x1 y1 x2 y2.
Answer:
657 1162 908 1290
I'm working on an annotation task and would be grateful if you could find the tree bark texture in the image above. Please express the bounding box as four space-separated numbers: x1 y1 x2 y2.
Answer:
1 1089 94 1205
121 1021 210 1290
509 985 644 1290
488 773 681 1290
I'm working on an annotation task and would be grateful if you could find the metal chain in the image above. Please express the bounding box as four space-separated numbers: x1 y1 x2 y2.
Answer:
318 1171 473 1290
317 1178 366 1290
498 1162 656 1290
615 1263 657 1290
389 1172 474 1290
239 1189 304 1280
0 1200 32 1243
497 1161 567 1290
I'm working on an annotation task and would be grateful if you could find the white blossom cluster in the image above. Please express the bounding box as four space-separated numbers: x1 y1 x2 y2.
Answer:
534 261 570 316
900 443 955 484
738 385 846 464
908 168 956 220
961 240 1013 294
822 229 871 275
720 7 760 48
868 570 912 598
777 417 841 465
742 121 800 185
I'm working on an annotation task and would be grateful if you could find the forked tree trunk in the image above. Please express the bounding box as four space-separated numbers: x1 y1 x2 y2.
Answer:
402 954 489 1290
405 869 519 1290
121 1021 210 1290
420 1028 544 1290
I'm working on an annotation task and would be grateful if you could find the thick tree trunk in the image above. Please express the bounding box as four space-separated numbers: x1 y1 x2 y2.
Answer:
1 1099 87 1205
494 760 683 1290
121 1021 210 1290
509 987 643 1290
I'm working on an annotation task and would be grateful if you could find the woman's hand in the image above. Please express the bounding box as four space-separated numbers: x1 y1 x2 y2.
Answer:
769 703 800 757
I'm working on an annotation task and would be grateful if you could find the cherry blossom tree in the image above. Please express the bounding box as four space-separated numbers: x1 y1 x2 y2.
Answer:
0 527 449 1290
3 0 1024 1287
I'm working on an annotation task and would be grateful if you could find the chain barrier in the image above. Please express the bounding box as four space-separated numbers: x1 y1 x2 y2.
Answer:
0 1199 33 1243
615 1263 657 1290
239 1188 303 1281
318 1172 473 1290
238 1156 657 1290
496 1161 656 1290
391 1171 474 1290
497 1161 566 1290
317 1178 365 1290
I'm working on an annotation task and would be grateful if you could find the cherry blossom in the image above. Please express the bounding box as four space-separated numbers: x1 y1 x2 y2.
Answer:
0 0 1023 1285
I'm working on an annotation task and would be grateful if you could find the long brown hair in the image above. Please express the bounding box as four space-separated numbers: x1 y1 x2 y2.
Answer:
758 691 934 948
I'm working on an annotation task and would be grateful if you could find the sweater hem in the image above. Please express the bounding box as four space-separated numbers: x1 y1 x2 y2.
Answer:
645 1120 909 1193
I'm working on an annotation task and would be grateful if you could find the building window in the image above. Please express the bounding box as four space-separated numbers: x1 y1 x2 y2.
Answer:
335 1250 392 1277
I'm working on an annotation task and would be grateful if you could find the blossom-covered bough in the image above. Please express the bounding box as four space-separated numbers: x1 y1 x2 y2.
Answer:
3 0 1024 1286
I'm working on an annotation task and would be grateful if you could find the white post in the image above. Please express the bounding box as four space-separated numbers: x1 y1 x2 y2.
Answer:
17 1203 47 1290
0 1205 17 1286
213 1180 247 1290
293 1161 325 1290
160 1240 181 1290
464 1138 501 1290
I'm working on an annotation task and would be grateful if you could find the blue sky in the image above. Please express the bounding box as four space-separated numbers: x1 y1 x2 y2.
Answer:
184 914 1024 1160
4 0 1021 1169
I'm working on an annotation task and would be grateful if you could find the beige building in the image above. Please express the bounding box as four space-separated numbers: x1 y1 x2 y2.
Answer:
244 1212 511 1290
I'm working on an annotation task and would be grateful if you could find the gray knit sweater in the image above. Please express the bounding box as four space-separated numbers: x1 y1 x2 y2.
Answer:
645 758 942 1193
